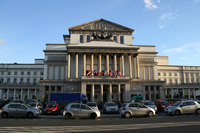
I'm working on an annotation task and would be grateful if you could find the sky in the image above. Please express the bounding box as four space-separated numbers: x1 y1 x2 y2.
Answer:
0 0 200 66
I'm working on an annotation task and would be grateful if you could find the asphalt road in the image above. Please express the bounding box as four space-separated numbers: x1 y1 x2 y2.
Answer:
0 113 200 133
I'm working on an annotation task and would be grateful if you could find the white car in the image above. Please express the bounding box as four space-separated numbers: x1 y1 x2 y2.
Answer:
103 102 119 113
87 102 98 110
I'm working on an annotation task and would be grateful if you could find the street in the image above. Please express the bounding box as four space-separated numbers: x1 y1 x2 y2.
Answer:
0 113 200 132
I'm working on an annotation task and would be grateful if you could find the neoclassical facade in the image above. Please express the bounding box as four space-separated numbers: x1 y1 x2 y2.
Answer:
0 19 199 103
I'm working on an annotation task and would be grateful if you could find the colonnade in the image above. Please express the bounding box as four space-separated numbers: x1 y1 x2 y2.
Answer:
67 53 140 79
142 85 163 100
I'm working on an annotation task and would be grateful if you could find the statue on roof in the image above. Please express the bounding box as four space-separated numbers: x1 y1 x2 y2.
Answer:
92 30 113 40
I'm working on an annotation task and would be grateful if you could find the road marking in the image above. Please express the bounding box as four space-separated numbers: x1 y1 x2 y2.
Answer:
0 121 200 132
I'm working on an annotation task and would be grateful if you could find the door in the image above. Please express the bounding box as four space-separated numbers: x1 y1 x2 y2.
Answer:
187 102 196 113
70 104 81 117
7 104 17 117
180 102 190 114
15 104 28 117
80 104 91 117
136 103 148 115
129 103 139 115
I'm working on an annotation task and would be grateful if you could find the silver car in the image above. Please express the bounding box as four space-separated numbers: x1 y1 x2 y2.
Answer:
120 102 155 118
28 102 43 113
141 100 157 112
103 102 119 113
87 102 98 110
164 100 200 115
63 103 101 119
0 103 41 118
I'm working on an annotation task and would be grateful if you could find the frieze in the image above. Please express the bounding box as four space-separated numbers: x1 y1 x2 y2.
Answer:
70 31 132 35
68 49 138 54
139 58 154 63
78 22 124 30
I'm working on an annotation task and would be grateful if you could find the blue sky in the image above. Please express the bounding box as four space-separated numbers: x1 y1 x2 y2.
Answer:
0 0 200 66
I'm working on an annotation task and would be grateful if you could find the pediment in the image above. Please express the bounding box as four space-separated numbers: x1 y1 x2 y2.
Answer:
69 19 134 32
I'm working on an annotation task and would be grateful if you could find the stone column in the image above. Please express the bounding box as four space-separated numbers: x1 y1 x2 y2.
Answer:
129 54 132 79
118 84 121 102
83 54 86 76
148 86 151 100
68 53 71 79
109 84 112 102
188 88 190 99
81 83 86 95
21 89 23 101
193 88 196 99
152 66 155 80
119 56 122 75
148 66 150 80
7 89 9 99
0 89 2 99
55 86 58 93
122 55 124 76
142 66 145 80
101 84 103 102
134 57 137 78
99 54 101 74
34 89 37 97
136 55 140 78
106 54 109 74
114 54 117 72
27 89 30 99
154 86 156 100
91 54 94 76
143 86 146 100
91 84 94 102
14 89 16 99
76 53 78 78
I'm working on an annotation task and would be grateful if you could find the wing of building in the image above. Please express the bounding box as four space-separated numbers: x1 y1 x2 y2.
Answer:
0 19 200 103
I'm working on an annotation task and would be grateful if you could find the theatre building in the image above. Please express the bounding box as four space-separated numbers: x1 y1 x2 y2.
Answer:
0 19 199 103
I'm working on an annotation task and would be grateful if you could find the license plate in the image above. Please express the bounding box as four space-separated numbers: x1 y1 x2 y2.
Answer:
47 111 51 113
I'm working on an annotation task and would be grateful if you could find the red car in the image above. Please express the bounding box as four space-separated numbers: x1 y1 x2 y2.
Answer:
43 103 61 115
154 100 171 111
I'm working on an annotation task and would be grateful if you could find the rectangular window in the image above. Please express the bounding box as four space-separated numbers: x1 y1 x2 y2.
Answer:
114 36 117 43
27 78 30 84
169 73 172 76
14 72 17 75
14 78 17 84
175 73 177 76
175 79 178 84
164 73 166 76
0 71 4 75
120 36 124 44
21 72 24 75
40 72 43 75
87 35 90 42
27 72 30 75
80 35 84 43
170 79 172 84
8 72 11 75
34 72 37 75
158 73 160 76
7 78 10 84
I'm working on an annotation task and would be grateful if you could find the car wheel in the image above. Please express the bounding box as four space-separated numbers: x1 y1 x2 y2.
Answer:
2 113 8 118
27 112 34 118
124 112 131 118
148 111 154 117
196 109 200 115
65 113 71 120
175 110 181 116
91 113 97 119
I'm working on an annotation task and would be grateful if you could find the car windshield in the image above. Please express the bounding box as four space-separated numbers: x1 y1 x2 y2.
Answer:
29 104 36 107
107 103 116 106
143 102 154 105
161 101 170 105
47 104 57 108
87 103 96 106
173 101 182 106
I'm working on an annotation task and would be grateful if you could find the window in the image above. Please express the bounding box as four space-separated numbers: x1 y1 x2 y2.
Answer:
0 71 4 75
169 73 172 76
128 104 137 107
114 36 117 43
33 78 36 84
80 35 84 43
34 72 37 75
196 73 199 78
175 73 177 76
40 72 43 75
175 79 178 84
14 72 17 75
164 73 166 76
81 105 90 110
170 79 172 84
7 78 10 84
27 78 30 84
14 78 17 84
20 78 23 84
87 35 90 42
0 78 3 84
21 72 24 75
27 72 30 75
8 72 11 75
158 73 160 76
70 104 80 109
8 104 16 108
120 36 124 44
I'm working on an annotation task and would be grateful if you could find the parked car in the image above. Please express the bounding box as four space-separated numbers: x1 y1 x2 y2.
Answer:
24 99 37 104
120 102 155 118
87 102 98 110
28 102 43 113
43 103 61 115
141 100 157 112
0 103 41 118
164 100 200 115
63 103 100 119
103 102 119 114
154 100 171 111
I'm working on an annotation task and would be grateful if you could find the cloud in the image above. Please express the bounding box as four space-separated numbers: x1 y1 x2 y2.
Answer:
194 0 200 3
0 39 3 44
158 12 177 28
157 0 160 3
163 42 200 53
144 0 158 10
